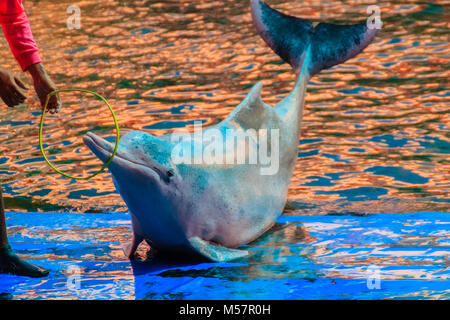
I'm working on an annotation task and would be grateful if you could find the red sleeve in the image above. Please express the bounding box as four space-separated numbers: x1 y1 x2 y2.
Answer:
0 0 42 71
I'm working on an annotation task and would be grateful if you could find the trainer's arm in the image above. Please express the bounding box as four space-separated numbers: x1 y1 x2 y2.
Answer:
27 62 60 113
0 0 60 113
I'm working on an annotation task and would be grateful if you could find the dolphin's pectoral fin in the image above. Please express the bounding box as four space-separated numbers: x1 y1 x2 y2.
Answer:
122 233 144 259
188 237 249 262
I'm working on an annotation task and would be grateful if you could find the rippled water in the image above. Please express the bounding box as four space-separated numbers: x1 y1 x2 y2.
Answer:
0 0 449 300
0 0 448 213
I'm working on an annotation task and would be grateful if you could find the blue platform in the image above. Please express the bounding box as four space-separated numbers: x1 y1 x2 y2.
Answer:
1 211 449 299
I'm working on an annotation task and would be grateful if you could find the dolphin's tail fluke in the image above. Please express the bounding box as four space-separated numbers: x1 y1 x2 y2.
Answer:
251 0 379 77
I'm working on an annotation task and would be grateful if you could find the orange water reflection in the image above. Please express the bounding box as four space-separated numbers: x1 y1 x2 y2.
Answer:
0 0 448 214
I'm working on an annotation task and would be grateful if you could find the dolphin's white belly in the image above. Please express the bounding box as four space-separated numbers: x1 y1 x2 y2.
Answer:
173 148 297 248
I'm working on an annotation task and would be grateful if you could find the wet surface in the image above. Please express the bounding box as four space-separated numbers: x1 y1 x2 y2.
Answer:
1 211 449 299
0 0 449 299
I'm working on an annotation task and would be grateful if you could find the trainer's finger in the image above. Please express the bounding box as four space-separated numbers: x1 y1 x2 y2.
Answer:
15 93 26 104
46 95 61 114
4 94 18 108
14 76 29 90
11 89 25 102
10 88 25 105
51 94 61 113
11 85 27 101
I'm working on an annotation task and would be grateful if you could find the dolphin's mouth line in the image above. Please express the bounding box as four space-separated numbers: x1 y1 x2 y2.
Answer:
84 133 164 178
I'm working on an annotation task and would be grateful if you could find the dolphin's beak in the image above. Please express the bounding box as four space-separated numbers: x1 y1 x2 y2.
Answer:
83 132 169 182
83 132 114 164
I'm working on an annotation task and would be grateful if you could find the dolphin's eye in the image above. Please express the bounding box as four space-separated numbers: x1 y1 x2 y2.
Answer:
167 169 175 177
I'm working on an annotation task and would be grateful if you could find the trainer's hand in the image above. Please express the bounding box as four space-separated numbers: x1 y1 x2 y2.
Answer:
0 67 28 108
27 63 61 114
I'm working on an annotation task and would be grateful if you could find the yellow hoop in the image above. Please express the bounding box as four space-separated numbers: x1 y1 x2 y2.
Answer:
39 89 119 180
